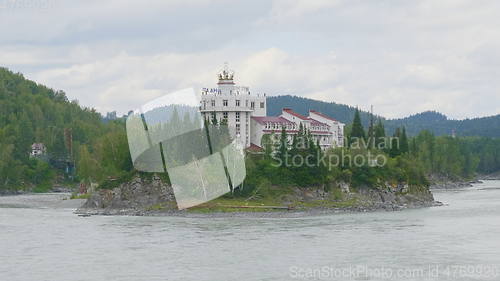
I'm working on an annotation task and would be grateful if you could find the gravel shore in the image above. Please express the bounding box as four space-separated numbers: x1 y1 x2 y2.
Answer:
75 199 443 218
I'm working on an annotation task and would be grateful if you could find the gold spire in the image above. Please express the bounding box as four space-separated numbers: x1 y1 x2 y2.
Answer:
218 62 234 81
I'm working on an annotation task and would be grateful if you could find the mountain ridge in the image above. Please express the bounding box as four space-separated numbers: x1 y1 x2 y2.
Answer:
267 95 500 137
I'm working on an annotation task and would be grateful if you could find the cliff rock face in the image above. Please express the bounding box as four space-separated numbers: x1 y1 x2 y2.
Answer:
355 186 436 210
78 175 438 216
80 175 177 213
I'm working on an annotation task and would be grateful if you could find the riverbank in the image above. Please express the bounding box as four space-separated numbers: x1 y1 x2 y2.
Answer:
75 175 441 217
479 171 500 180
0 192 86 209
0 184 74 196
429 179 482 190
428 174 483 190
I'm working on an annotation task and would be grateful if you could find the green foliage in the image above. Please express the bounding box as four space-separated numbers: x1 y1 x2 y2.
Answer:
374 119 386 148
349 108 366 147
0 67 133 191
70 193 91 199
411 131 484 179
240 120 498 197
2 67 499 196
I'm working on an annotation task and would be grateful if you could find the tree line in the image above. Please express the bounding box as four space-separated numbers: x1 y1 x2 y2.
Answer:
1 67 499 194
0 68 131 192
237 108 500 198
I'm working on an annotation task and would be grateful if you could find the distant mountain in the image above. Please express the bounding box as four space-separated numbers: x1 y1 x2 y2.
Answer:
267 95 379 125
267 95 500 137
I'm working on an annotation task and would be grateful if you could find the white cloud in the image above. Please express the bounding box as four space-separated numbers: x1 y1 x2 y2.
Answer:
2 0 500 119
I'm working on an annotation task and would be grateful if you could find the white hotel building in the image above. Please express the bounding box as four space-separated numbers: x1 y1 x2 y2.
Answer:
200 67 345 150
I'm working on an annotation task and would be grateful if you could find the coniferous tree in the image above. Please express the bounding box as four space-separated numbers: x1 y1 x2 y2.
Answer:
261 134 274 158
367 107 375 149
349 108 366 148
276 126 289 165
374 119 386 149
389 128 401 157
400 127 409 154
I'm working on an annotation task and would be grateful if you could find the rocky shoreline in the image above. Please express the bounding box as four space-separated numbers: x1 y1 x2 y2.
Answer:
0 190 21 196
76 175 442 217
76 202 443 218
479 172 500 181
429 179 483 190
427 173 486 190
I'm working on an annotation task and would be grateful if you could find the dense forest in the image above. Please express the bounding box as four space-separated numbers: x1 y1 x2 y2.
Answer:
267 95 500 137
0 67 130 192
1 67 500 195
238 109 500 198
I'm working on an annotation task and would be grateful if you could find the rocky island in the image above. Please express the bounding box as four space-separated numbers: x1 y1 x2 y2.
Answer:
76 174 440 217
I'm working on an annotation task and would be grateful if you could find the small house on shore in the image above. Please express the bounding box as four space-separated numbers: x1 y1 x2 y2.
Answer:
30 143 47 157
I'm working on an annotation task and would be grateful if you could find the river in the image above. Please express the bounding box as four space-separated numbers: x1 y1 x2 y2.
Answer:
1 181 500 281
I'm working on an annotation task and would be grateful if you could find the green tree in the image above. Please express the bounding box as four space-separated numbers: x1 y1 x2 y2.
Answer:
276 126 289 164
400 127 409 154
349 108 366 147
374 119 386 149
77 145 99 184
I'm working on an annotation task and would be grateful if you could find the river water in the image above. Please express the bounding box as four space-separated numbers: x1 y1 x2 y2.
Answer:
1 181 500 281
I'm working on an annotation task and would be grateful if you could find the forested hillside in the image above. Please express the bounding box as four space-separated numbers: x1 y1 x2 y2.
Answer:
0 68 130 192
1 68 499 194
267 95 500 137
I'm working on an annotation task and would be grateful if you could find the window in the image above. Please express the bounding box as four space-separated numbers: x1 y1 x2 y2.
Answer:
251 102 255 109
260 102 265 108
211 100 215 106
223 100 228 106
223 112 228 120
235 112 240 122
236 123 240 134
211 112 216 121
236 100 240 106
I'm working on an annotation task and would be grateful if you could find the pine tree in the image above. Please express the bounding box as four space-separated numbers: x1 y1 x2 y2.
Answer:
374 119 386 149
367 106 375 149
400 127 409 154
349 108 366 147
276 126 289 165
261 134 274 158
389 128 401 157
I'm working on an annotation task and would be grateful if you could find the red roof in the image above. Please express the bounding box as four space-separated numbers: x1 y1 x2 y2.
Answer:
310 131 333 135
263 130 299 133
282 108 308 120
247 143 264 152
251 116 294 125
307 118 329 127
309 110 338 122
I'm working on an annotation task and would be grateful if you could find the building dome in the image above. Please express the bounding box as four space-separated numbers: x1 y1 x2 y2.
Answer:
217 63 234 84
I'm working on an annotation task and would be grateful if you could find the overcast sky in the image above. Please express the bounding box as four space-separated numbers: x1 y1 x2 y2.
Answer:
1 0 499 119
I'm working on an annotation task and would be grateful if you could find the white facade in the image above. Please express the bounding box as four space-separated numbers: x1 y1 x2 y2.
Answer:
309 110 345 147
251 109 344 149
200 66 266 148
30 143 46 157
200 66 345 150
